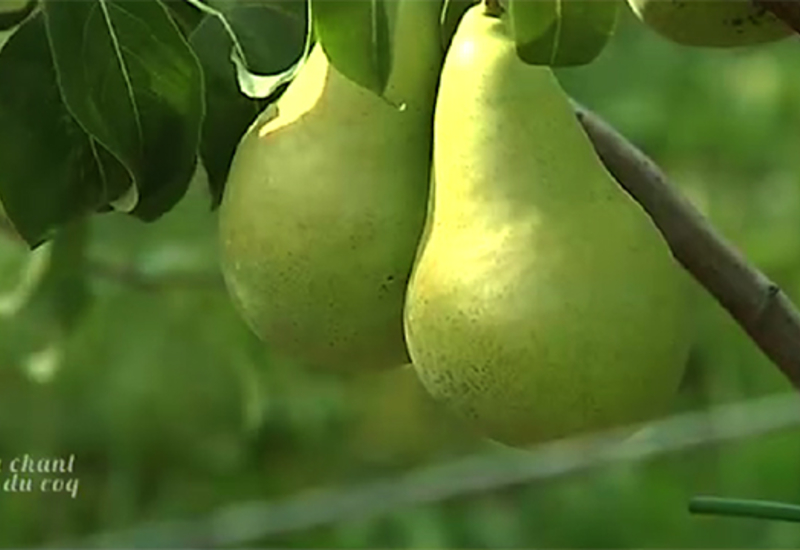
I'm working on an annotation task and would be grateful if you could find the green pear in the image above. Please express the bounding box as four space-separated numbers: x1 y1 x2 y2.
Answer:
627 0 792 47
343 363 485 469
218 0 442 372
404 5 692 448
0 0 29 14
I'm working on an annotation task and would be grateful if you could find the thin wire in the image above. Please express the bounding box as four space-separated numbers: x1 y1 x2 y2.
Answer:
59 392 800 548
690 496 800 524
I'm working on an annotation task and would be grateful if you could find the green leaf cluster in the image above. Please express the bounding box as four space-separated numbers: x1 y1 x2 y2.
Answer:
0 0 306 246
0 0 624 247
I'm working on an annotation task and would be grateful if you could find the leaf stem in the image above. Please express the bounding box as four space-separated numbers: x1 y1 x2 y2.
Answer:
753 0 800 34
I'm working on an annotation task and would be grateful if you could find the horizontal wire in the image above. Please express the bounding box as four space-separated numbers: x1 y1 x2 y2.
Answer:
62 391 800 548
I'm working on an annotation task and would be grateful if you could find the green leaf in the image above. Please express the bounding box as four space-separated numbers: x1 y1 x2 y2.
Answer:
223 3 306 75
205 0 308 22
41 0 205 221
0 14 106 246
232 45 305 101
185 0 308 99
219 0 308 100
162 0 206 37
509 0 620 67
190 13 269 208
189 0 306 206
202 0 307 76
0 0 35 31
310 0 394 96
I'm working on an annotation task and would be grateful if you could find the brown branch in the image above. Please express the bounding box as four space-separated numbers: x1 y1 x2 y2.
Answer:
573 102 800 390
754 0 800 35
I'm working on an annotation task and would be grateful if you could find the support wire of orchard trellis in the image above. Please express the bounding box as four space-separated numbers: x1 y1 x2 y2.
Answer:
57 391 800 548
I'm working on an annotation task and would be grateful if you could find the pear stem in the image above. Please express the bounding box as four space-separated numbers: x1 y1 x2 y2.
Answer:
483 0 504 18
573 101 800 391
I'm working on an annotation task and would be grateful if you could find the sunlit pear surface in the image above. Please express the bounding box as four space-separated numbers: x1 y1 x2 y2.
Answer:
404 6 693 448
219 0 442 371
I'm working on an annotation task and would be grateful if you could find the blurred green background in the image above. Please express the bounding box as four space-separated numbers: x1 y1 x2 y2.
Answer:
2 5 800 548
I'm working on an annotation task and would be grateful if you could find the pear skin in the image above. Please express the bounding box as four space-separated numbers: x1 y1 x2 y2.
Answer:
404 6 692 448
344 364 485 469
219 0 442 372
0 0 28 14
627 0 791 47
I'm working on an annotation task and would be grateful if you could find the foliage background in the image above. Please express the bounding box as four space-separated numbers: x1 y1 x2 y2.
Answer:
1 5 800 548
